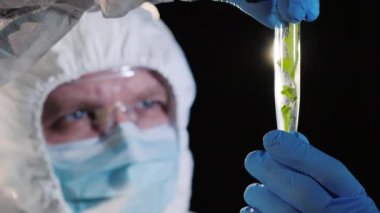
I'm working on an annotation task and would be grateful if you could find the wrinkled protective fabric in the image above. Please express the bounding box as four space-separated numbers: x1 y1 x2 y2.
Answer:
49 123 179 213
0 0 195 86
242 130 379 213
0 5 196 213
218 0 320 28
0 1 93 85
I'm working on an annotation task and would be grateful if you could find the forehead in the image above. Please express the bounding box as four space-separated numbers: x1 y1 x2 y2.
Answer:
42 69 171 119
48 68 168 101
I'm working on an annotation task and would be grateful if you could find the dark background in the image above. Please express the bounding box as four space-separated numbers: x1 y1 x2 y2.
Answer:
156 1 379 212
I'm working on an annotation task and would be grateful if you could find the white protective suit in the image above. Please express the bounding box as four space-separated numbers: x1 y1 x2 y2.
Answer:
0 5 196 213
0 0 194 85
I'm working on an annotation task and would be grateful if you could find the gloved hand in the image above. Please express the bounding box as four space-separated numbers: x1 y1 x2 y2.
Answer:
217 0 319 28
241 130 379 213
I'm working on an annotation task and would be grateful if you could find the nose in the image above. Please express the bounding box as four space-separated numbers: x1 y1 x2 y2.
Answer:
93 102 136 135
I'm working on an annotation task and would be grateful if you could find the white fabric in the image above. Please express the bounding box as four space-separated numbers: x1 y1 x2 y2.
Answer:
0 5 196 213
0 0 197 86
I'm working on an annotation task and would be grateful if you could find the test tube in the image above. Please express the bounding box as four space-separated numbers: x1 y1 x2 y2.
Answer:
273 23 301 132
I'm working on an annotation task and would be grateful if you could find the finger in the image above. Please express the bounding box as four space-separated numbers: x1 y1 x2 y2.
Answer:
245 150 331 210
235 0 285 28
263 130 365 197
288 131 310 144
246 0 268 2
240 206 261 213
304 0 319 21
277 0 306 23
244 183 299 213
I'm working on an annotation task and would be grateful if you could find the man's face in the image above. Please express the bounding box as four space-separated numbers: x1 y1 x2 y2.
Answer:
42 68 170 144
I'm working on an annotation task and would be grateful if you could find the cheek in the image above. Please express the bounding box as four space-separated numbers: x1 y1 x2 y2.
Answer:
43 122 98 144
136 109 170 129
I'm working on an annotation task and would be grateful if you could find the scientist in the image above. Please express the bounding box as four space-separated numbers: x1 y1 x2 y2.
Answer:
0 5 195 212
1 0 377 212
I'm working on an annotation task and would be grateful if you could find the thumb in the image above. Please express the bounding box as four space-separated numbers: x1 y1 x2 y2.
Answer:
263 130 365 197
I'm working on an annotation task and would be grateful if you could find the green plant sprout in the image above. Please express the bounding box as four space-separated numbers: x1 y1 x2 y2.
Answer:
274 23 300 132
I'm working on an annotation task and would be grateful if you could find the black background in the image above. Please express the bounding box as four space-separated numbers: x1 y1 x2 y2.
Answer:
156 1 379 212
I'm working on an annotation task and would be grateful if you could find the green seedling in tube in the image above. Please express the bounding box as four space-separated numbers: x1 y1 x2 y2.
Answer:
274 23 301 132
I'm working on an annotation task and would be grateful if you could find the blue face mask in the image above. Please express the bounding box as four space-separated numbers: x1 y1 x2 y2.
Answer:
47 123 179 213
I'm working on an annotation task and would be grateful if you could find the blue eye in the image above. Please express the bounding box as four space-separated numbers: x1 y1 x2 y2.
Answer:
137 100 157 109
64 110 87 122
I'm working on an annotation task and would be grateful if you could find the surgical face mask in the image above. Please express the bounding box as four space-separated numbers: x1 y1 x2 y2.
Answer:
47 122 179 213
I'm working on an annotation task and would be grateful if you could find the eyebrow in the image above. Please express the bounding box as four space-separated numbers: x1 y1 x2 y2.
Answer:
42 95 98 126
42 83 102 124
132 82 169 102
42 81 169 124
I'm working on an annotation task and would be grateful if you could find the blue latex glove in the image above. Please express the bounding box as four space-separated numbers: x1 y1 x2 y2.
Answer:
217 0 319 28
241 130 379 213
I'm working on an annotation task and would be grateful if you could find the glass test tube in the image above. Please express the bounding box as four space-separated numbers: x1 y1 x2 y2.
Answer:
273 23 301 132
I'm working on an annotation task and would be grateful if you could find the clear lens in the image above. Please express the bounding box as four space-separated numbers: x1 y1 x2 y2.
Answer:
42 67 171 144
